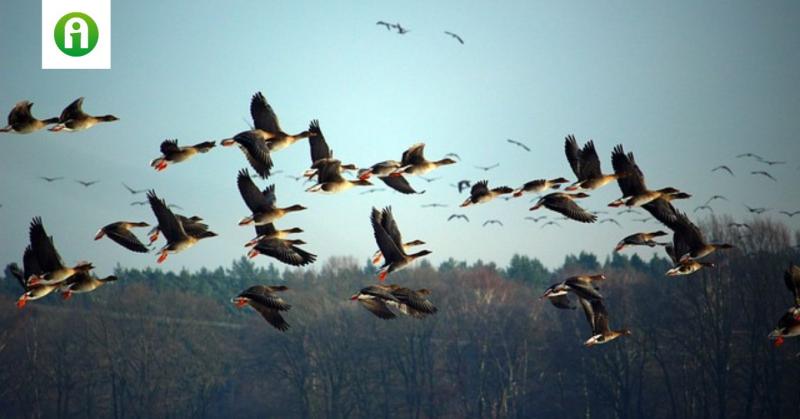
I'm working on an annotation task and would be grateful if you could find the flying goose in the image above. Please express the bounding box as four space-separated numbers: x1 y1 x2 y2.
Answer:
0 101 58 133
370 207 431 281
233 285 292 331
49 97 118 132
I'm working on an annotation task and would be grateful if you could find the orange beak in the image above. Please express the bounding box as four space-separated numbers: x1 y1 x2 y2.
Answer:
247 249 259 259
156 252 168 264
773 336 785 347
16 296 28 309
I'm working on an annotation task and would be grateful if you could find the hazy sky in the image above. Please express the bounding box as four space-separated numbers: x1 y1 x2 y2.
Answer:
1 0 799 274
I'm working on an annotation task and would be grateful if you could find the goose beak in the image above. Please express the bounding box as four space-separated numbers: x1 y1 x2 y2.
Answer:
94 229 105 240
221 139 236 146
16 295 28 309
773 336 785 347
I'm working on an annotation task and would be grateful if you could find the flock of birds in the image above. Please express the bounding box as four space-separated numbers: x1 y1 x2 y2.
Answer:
375 20 464 44
1 89 798 347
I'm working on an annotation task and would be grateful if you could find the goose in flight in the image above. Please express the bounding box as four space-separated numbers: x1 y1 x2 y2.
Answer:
147 191 216 263
0 101 58 134
370 207 431 281
233 285 292 331
460 180 513 207
150 139 215 172
564 135 623 191
351 284 438 319
448 214 469 222
751 171 777 181
711 165 734 176
49 97 118 132
443 31 464 44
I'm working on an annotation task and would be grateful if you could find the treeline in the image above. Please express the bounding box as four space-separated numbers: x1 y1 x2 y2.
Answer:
0 216 798 418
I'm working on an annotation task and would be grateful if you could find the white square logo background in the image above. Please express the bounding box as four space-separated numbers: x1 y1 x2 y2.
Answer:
42 0 111 69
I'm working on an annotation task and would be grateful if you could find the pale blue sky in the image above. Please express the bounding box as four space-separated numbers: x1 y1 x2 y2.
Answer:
1 0 799 273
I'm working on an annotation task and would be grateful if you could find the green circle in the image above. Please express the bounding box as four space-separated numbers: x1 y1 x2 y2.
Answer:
54 12 99 57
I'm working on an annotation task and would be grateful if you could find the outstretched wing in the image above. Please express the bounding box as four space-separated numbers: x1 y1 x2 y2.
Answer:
29 217 65 272
379 175 421 194
250 92 281 133
160 139 180 155
237 169 274 212
105 226 149 253
358 298 396 319
546 196 597 223
308 119 331 163
59 97 87 122
401 143 426 166
371 207 405 263
611 145 647 197
147 191 186 243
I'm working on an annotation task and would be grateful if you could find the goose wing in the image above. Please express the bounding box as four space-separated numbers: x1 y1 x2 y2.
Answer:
29 217 65 272
250 92 281 133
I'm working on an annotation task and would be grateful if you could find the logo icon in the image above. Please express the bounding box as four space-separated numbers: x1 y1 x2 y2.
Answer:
54 12 99 57
42 0 110 69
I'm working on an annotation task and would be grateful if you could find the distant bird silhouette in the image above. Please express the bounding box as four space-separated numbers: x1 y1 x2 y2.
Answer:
737 153 763 161
541 221 561 229
506 138 530 151
39 176 63 183
593 210 609 215
762 159 786 166
456 180 471 193
694 205 714 214
419 176 441 183
444 153 461 161
728 222 751 230
706 195 728 204
633 217 652 223
751 171 777 181
122 182 147 195
286 175 303 182
744 205 769 214
448 214 469 222
617 208 641 216
443 31 464 44
393 23 410 34
167 204 183 210
360 188 385 195
75 179 100 187
474 163 499 172
614 231 669 251
525 216 547 223
711 165 734 176
779 210 800 218
599 219 621 227
376 21 392 30
130 201 148 206
421 203 448 208
483 220 503 227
